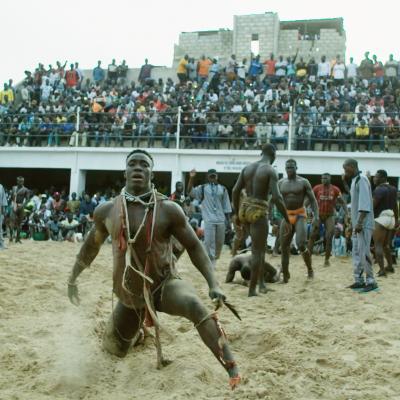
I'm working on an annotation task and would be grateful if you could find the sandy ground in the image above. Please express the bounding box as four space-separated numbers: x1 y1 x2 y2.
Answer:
1 241 400 400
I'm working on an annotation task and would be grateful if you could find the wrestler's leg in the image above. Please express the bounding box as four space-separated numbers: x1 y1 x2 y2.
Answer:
248 217 268 296
157 279 239 384
280 220 294 283
272 219 281 256
307 217 320 255
295 217 313 278
324 216 335 267
373 223 387 276
103 300 142 357
384 230 395 272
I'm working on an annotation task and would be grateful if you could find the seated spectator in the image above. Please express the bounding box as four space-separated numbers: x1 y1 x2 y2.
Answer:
384 116 400 151
355 119 370 151
332 226 347 257
271 118 288 149
369 113 385 151
29 213 47 240
67 192 81 216
59 212 80 242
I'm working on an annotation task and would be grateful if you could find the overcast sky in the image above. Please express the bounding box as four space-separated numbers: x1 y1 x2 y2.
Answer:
2 0 400 84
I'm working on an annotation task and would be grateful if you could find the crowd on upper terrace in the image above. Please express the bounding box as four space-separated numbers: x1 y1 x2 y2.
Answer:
0 51 400 151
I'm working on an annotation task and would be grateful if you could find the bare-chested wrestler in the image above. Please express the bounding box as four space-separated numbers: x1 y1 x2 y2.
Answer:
307 173 348 267
67 149 240 389
278 159 319 283
11 176 30 243
225 253 280 285
232 144 289 296
372 169 398 276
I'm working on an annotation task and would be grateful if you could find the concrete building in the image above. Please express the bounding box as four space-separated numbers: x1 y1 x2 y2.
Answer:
174 12 346 66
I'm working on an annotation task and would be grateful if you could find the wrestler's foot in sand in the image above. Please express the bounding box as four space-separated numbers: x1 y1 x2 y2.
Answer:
281 271 290 283
307 269 314 279
324 259 330 267
385 266 395 274
248 288 258 297
258 281 268 294
228 364 241 390
377 269 387 277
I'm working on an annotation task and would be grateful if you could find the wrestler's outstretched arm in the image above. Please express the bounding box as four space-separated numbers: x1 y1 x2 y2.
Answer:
231 171 244 217
270 170 289 224
167 202 225 303
305 180 319 222
67 202 111 305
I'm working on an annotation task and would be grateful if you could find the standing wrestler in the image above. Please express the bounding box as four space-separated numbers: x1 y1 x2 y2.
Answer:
372 169 398 276
278 159 319 283
11 176 30 243
343 159 377 292
307 173 348 267
232 144 289 296
67 149 240 389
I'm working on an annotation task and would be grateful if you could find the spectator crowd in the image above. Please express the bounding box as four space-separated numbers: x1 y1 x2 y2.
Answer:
0 51 400 151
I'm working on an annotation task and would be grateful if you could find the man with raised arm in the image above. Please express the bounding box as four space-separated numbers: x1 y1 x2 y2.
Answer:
232 144 289 296
67 149 240 389
278 159 319 283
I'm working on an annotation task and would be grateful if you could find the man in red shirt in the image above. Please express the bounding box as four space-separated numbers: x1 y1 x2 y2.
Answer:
263 53 276 79
308 173 347 267
65 64 79 88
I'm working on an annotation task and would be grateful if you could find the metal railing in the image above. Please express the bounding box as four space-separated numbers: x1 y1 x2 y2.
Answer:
0 108 399 152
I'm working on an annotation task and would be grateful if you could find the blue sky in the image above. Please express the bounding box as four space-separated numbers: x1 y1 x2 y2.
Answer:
1 0 399 83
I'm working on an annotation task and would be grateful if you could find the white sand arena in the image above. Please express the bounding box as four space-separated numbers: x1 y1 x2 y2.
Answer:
1 241 400 400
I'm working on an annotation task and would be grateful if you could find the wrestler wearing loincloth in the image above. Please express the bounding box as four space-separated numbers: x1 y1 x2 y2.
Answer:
67 149 240 389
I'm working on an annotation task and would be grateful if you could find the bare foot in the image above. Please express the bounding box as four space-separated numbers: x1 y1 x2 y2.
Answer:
307 270 314 279
324 259 330 267
248 288 258 297
229 375 241 390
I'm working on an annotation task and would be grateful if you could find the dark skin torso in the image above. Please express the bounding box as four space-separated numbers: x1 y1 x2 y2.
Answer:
278 176 309 210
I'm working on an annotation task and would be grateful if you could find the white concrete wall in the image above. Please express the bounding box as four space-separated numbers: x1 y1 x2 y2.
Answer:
1 147 399 194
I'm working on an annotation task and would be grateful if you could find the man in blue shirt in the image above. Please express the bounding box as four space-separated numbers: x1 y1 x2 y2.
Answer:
93 61 105 84
343 159 377 292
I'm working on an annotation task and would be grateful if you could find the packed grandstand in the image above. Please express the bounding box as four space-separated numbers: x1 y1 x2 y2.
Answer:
0 52 399 151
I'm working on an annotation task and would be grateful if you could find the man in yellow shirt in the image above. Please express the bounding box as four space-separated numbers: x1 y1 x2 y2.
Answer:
177 55 189 84
0 83 14 104
355 119 369 151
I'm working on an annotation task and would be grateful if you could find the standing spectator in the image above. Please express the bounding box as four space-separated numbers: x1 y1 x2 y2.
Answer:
74 62 83 88
197 55 212 83
169 181 185 207
248 55 262 81
275 55 287 78
346 57 358 80
107 59 118 83
226 54 237 81
372 55 384 86
0 182 7 250
372 169 398 276
332 56 346 86
138 59 154 85
358 52 374 81
187 169 231 268
65 64 79 89
263 54 276 79
384 54 398 84
187 58 197 82
67 192 81 216
177 54 189 84
92 61 105 84
317 55 331 80
236 58 247 82
307 58 318 82
0 83 14 105
343 159 377 292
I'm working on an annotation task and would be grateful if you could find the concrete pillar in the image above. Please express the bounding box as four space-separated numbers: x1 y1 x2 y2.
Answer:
69 169 86 196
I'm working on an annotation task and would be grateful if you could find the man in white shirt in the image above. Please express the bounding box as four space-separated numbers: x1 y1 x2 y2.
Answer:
346 57 358 80
332 57 346 85
317 56 331 79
